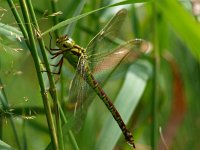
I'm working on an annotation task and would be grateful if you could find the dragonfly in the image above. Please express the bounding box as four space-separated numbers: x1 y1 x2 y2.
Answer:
47 9 149 148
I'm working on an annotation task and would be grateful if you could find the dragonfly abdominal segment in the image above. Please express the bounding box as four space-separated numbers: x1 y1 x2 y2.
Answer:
85 70 135 148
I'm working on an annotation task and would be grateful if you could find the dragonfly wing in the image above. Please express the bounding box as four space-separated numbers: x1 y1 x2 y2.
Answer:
66 57 90 132
86 9 128 67
91 39 150 83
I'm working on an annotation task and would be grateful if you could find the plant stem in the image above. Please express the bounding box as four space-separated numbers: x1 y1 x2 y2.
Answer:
50 0 59 37
151 3 159 150
7 0 30 49
17 0 59 149
0 79 21 149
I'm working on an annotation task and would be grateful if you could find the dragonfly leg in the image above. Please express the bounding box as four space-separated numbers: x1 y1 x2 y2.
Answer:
51 57 63 66
51 57 63 74
41 56 63 75
45 33 61 54
42 34 64 74
49 32 53 50
45 46 61 55
50 51 63 59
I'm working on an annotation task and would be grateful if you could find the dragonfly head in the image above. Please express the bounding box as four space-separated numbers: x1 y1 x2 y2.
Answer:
56 35 75 51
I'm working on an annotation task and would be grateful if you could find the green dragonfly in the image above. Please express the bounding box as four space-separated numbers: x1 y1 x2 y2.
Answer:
48 9 149 148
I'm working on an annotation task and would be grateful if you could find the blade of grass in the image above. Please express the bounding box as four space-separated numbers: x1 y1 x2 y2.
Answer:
155 0 200 60
42 0 151 36
0 23 22 38
0 140 15 150
63 0 87 36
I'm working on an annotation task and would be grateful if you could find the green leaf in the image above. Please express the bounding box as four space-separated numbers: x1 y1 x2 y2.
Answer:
156 0 200 59
0 140 16 150
0 23 22 40
41 0 151 36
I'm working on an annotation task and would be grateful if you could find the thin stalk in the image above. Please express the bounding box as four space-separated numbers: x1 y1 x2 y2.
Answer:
50 0 59 37
63 0 87 35
26 0 64 149
18 0 58 149
151 3 159 150
22 120 28 150
25 0 78 149
7 0 30 49
50 1 80 149
0 79 22 149
58 102 80 150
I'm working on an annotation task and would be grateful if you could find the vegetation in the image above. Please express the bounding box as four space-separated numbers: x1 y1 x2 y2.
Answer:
0 0 199 150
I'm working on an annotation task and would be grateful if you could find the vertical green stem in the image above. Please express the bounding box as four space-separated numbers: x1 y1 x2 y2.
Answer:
7 0 30 49
152 3 159 150
50 0 59 37
49 1 81 149
24 0 79 149
25 1 64 149
17 0 59 149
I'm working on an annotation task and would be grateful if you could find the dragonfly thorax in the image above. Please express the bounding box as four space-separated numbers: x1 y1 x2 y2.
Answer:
56 35 86 55
56 35 87 68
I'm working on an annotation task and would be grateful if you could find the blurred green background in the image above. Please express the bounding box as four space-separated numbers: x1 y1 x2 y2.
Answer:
0 0 200 150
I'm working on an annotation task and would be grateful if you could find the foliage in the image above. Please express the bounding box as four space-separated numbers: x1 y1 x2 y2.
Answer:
0 0 199 150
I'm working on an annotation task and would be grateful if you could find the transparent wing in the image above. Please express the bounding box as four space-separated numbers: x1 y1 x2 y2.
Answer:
86 9 150 83
66 57 89 131
86 9 128 70
91 39 150 85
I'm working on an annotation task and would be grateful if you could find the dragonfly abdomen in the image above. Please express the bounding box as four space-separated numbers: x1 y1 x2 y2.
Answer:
85 70 135 148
